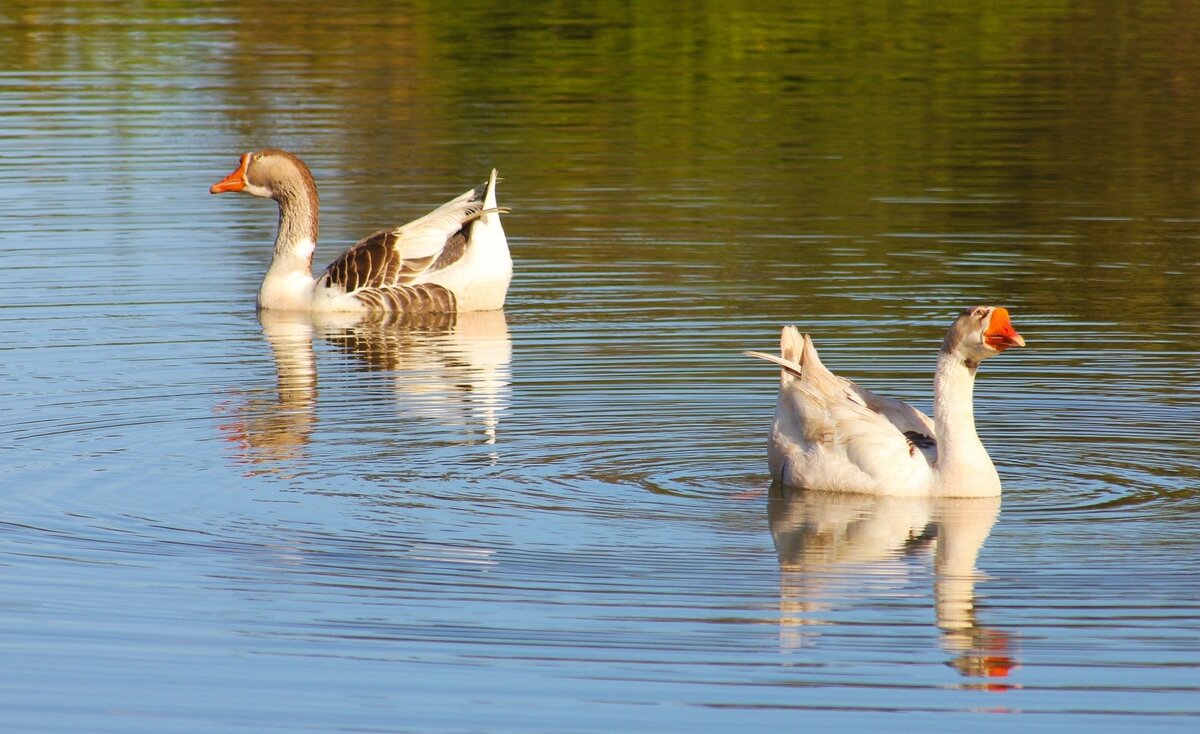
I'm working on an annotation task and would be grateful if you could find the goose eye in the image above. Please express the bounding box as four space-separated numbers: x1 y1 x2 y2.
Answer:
974 308 988 320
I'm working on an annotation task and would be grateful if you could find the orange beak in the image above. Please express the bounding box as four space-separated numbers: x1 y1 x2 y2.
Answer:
210 153 250 194
984 307 1025 351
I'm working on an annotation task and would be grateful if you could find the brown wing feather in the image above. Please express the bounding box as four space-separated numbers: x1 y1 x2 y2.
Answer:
352 283 457 313
322 230 401 292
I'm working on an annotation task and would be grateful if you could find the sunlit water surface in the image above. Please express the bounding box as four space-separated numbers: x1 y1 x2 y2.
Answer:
1 2 1198 732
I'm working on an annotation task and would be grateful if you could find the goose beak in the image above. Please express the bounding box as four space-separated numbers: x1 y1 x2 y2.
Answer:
210 153 250 194
984 307 1025 351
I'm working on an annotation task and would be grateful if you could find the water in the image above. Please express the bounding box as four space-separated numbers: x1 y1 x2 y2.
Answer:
2 1 1199 731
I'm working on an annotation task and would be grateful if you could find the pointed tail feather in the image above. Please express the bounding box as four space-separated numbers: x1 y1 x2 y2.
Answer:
473 169 508 236
748 330 836 446
747 325 809 388
463 206 510 224
745 349 804 380
780 325 804 364
482 168 500 217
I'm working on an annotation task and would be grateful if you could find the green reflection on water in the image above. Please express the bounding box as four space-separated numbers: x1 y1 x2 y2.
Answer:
3 0 1199 324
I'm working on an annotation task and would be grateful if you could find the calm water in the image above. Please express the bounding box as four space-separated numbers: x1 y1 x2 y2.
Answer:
2 1 1199 731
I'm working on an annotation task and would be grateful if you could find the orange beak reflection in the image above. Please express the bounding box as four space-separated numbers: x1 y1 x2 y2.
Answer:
984 307 1025 351
210 153 250 194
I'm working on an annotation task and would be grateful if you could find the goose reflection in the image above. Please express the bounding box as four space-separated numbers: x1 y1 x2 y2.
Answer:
768 483 1017 685
218 309 511 473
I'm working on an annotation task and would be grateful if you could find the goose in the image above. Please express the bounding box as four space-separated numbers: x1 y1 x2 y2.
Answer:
746 306 1025 497
210 149 510 313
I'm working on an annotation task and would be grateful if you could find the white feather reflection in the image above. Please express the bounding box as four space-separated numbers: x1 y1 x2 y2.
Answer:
217 309 511 473
768 483 1017 685
216 313 318 470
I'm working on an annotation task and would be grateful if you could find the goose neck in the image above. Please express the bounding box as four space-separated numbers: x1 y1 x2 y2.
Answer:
933 351 978 437
270 176 319 270
932 351 999 495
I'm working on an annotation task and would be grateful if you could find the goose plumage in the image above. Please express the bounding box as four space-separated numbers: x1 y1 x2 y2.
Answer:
211 149 510 313
747 306 1025 497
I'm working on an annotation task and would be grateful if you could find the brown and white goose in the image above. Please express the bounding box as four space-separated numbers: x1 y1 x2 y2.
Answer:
210 150 510 313
746 306 1025 497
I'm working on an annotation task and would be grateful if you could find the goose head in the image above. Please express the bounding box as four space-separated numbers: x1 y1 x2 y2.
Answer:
210 149 317 203
943 306 1025 364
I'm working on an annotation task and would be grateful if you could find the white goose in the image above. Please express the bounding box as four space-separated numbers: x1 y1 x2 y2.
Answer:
747 306 1025 497
210 149 510 313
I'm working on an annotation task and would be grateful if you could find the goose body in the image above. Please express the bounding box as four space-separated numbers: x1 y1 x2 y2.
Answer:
211 149 510 313
747 306 1025 497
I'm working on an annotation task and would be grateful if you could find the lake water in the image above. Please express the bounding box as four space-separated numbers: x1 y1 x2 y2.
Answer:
2 1 1199 731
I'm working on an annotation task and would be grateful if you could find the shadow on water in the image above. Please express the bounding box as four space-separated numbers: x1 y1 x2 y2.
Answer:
768 481 1017 688
216 309 511 474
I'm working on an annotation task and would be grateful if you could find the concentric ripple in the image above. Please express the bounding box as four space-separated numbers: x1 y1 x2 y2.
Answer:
2 2 1200 731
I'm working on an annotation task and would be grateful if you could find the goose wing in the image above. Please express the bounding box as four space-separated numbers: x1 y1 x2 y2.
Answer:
319 178 492 294
316 173 499 296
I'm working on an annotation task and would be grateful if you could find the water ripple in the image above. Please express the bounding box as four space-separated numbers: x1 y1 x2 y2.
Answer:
2 3 1200 728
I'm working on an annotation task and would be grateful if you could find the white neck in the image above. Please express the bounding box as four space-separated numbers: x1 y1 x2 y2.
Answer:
258 182 318 310
932 352 1001 496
